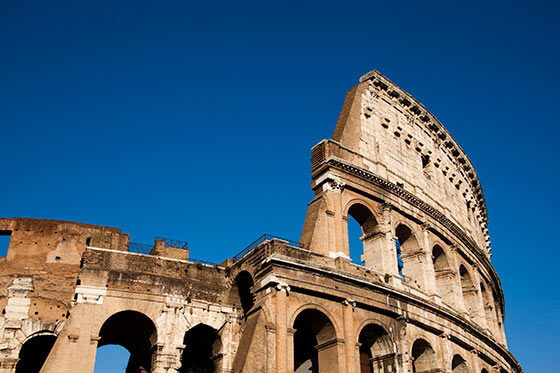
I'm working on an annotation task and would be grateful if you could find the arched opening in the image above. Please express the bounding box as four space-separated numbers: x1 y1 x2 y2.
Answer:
481 369 489 373
346 204 380 268
357 324 395 373
395 224 424 289
459 265 478 318
452 354 469 373
232 271 255 317
15 333 57 373
293 309 338 373
96 310 157 373
180 324 221 373
432 245 455 306
411 339 437 373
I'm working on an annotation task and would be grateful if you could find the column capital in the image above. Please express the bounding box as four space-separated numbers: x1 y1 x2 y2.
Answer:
276 281 291 293
382 201 393 212
342 299 356 307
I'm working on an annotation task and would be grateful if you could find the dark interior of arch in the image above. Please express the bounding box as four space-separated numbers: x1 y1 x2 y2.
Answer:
358 324 393 373
411 339 436 373
459 265 473 287
347 204 378 235
98 311 157 373
180 324 220 373
432 245 449 270
234 271 255 316
451 354 469 373
15 334 57 373
395 224 415 246
293 309 336 373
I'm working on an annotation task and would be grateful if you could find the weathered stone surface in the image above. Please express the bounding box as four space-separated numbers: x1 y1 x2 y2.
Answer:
0 70 521 373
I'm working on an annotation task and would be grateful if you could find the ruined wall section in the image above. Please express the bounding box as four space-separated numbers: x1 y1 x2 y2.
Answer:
0 218 130 265
332 71 490 254
79 248 231 303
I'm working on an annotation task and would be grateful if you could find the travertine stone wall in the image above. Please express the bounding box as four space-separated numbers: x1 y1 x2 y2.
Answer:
0 70 521 373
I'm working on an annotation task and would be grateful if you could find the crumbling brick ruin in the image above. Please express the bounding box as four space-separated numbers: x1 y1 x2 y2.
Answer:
0 70 522 373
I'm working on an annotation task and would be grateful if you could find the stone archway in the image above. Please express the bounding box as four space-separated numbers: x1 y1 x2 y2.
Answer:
293 308 338 373
15 332 57 373
357 324 394 373
96 310 157 373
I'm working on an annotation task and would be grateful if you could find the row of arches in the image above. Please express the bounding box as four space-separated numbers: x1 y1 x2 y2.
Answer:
95 311 222 373
12 311 221 373
14 307 506 373
346 202 502 337
292 306 499 373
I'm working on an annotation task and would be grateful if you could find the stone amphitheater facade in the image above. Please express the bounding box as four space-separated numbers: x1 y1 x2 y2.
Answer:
0 70 522 373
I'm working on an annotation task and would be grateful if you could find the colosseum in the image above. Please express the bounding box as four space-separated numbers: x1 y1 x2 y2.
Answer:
0 70 522 373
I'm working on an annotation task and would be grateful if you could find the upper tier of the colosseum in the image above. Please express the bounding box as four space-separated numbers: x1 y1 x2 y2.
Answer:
330 70 490 253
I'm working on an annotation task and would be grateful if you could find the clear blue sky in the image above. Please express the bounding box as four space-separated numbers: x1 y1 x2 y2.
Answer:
1 1 558 371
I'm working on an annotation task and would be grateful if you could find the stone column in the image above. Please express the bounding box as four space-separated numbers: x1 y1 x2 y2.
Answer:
471 268 489 329
421 224 438 297
449 245 467 314
438 333 453 373
381 203 400 283
323 176 347 258
396 317 409 373
342 300 357 373
275 282 290 373
470 349 481 373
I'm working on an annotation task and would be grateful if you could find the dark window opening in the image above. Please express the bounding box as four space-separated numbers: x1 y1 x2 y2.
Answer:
293 309 337 373
86 237 91 246
0 230 12 257
233 271 254 317
451 355 469 373
422 154 430 168
358 324 394 373
15 334 57 373
411 339 437 373
422 155 432 179
180 324 220 373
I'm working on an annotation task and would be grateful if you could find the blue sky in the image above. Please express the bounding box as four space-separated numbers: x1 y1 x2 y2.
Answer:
1 1 558 371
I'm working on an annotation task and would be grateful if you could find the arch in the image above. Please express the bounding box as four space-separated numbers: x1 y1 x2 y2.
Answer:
231 270 255 317
432 244 455 306
395 223 425 290
96 310 157 373
15 332 57 373
411 339 438 373
451 354 469 373
357 323 395 373
346 202 381 268
180 323 221 373
481 369 489 373
293 308 339 373
459 264 478 318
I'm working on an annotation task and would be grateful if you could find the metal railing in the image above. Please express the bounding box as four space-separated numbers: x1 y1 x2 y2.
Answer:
188 257 219 266
155 236 188 249
233 234 302 261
